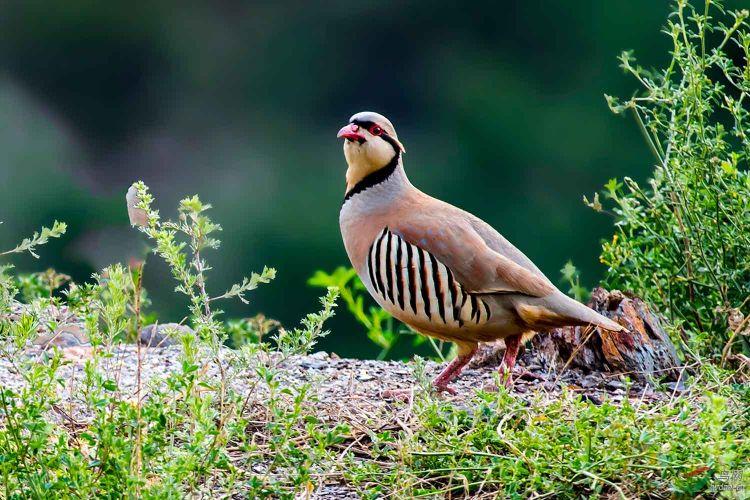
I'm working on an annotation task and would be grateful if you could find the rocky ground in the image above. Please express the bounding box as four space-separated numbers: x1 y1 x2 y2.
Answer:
0 342 675 430
1 299 681 412
0 300 686 497
0 343 680 497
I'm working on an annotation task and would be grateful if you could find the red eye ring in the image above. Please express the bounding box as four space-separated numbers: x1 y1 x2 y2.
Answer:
370 125 383 136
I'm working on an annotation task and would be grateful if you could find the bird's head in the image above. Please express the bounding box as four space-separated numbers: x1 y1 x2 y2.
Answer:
338 111 406 190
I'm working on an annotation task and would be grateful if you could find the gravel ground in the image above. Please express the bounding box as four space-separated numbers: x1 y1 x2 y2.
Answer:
0 301 673 498
0 344 669 498
0 344 667 418
1 301 668 414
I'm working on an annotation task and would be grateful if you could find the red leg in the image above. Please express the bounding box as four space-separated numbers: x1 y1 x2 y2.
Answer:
499 334 522 387
432 344 478 395
382 342 477 400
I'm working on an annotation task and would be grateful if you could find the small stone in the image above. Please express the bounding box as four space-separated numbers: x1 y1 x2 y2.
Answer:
356 369 375 381
580 375 600 389
299 358 327 370
33 324 89 349
641 385 656 397
605 378 626 390
61 346 93 361
139 323 192 347
580 393 603 405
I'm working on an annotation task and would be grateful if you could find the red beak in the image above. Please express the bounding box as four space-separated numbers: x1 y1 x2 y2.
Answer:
337 123 364 142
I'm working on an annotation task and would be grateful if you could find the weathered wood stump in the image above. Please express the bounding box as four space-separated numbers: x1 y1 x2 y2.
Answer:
472 288 683 382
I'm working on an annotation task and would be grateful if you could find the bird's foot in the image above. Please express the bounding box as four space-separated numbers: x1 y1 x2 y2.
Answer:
432 383 457 396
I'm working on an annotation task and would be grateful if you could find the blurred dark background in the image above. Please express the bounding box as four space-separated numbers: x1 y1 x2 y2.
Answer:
1 1 736 357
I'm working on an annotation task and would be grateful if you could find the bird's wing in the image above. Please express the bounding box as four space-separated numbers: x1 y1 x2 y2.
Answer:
467 215 550 279
390 210 556 298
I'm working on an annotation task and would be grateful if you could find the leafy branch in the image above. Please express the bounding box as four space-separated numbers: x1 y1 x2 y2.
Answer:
127 181 275 347
0 221 66 259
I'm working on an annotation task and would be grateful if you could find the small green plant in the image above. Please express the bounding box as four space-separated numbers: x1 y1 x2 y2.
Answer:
591 0 750 361
0 220 66 259
0 221 66 313
0 185 342 498
130 182 276 349
345 364 749 498
15 269 71 302
560 260 589 303
226 313 279 347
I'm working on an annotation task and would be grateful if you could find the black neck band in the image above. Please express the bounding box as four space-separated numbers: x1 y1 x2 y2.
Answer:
343 152 400 203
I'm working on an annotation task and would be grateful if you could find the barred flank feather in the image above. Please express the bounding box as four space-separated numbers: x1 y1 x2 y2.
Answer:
367 228 490 328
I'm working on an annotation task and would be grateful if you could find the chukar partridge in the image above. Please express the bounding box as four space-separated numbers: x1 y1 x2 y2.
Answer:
337 111 624 394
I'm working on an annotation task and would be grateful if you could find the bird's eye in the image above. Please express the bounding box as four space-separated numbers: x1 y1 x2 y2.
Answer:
370 125 382 136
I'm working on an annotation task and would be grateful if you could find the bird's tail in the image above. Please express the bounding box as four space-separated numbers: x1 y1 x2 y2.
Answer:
515 291 625 332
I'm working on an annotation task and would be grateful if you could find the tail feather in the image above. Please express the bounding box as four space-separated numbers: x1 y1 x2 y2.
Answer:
515 291 625 332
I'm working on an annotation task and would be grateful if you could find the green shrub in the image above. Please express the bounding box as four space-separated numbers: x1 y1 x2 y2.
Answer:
592 0 750 360
0 186 341 497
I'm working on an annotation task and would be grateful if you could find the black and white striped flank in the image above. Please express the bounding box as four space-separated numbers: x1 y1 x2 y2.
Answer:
367 227 490 327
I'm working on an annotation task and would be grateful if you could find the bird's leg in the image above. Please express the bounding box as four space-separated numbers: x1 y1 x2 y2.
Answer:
499 334 522 387
382 342 477 400
432 343 478 395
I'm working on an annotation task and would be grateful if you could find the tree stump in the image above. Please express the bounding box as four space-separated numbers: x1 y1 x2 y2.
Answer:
471 288 683 382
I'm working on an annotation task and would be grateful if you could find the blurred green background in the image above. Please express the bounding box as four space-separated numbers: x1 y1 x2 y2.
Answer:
1 1 736 357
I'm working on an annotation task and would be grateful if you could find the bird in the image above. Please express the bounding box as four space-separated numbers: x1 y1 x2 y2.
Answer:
337 111 624 395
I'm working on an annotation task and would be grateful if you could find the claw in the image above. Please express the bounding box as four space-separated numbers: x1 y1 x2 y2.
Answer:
433 384 457 396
